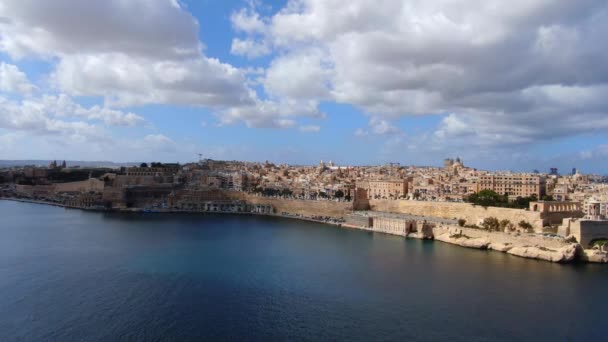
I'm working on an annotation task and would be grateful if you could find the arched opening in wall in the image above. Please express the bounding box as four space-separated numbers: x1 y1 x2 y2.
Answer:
408 223 414 233
589 238 608 249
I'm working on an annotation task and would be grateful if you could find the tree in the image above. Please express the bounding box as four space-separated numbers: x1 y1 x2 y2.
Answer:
499 219 515 232
518 220 534 233
457 219 466 227
280 188 293 197
467 190 505 207
334 190 345 199
482 217 500 231
541 195 554 201
140 163 148 168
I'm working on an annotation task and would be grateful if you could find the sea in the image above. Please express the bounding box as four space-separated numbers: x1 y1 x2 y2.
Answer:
1 200 607 341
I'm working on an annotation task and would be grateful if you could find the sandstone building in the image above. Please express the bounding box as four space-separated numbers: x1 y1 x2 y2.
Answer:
356 179 407 200
478 174 546 199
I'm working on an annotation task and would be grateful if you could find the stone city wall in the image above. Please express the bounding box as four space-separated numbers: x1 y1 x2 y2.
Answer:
224 191 353 218
369 199 545 231
15 184 55 198
566 220 608 247
16 179 104 197
54 178 104 193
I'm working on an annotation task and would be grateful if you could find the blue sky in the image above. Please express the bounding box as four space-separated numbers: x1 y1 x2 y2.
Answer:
0 0 607 173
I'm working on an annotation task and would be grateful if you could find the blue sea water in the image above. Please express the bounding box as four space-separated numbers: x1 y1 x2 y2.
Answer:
1 200 607 341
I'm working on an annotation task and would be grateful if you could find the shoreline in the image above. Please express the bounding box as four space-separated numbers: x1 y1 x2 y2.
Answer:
2 197 606 264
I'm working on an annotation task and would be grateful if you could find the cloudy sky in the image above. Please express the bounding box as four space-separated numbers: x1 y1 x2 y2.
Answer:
0 0 607 172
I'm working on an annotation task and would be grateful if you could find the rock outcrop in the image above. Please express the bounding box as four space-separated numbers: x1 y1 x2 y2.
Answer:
488 242 513 252
507 244 580 263
434 233 490 249
580 249 608 263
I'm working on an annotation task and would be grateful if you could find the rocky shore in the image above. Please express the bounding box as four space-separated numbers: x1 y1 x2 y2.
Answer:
430 226 608 263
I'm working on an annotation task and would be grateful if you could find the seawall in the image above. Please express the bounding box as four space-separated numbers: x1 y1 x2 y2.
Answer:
222 192 353 218
369 199 545 230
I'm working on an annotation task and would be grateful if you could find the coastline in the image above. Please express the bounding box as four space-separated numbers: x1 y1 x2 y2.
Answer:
2 197 606 264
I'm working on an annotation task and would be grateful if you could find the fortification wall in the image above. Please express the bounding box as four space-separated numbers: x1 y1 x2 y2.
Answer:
369 200 544 230
224 192 353 218
54 179 104 193
15 184 55 197
569 220 608 247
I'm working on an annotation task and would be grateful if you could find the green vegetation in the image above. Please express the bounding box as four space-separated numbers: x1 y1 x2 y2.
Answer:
457 218 466 227
518 220 534 233
499 219 515 232
590 239 608 247
481 217 500 231
465 190 538 209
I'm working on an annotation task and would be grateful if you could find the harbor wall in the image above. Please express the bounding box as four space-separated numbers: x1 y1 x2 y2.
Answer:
369 200 545 230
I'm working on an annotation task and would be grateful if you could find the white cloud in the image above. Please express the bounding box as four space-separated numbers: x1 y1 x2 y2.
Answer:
230 38 270 59
0 0 327 130
51 53 253 108
354 128 369 137
0 62 35 94
368 116 400 135
231 7 267 34
299 125 320 132
263 48 332 100
140 134 177 152
0 0 254 111
217 97 324 128
231 0 608 145
0 94 145 143
0 0 201 60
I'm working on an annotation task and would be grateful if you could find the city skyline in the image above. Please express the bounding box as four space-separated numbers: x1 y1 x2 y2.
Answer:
1 0 607 172
0 158 596 176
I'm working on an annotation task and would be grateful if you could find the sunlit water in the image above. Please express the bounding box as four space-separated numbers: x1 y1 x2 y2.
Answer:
1 200 607 341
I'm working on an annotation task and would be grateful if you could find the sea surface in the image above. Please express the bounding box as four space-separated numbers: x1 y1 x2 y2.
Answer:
1 200 607 341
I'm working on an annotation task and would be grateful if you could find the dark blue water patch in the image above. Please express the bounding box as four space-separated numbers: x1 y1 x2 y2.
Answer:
1 200 607 341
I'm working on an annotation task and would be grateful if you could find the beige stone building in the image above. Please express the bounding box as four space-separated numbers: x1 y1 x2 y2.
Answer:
356 179 407 199
478 174 546 198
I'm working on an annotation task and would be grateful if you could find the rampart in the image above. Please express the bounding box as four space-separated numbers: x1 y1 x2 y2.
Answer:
54 179 104 193
223 192 353 218
560 219 608 247
368 200 545 230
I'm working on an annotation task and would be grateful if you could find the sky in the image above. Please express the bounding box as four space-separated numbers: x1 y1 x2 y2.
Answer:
0 0 607 173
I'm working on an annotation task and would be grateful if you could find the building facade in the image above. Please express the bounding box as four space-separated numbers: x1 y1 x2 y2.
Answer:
356 180 407 200
478 174 546 199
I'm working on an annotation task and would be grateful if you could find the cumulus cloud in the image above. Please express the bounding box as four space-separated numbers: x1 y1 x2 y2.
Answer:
0 0 201 59
0 62 35 94
299 125 320 132
217 97 324 128
232 0 608 145
0 94 145 142
0 0 254 110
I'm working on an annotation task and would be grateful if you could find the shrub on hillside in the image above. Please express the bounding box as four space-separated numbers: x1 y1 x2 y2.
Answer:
518 220 534 233
482 217 500 231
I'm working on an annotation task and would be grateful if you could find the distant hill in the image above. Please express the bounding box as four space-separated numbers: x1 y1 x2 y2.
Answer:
0 160 140 168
